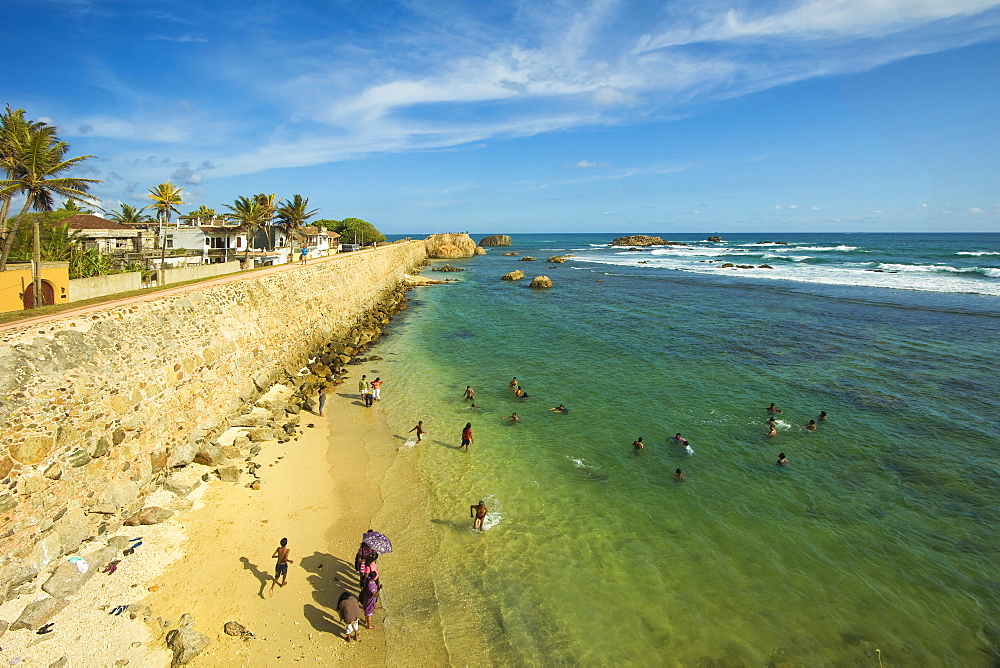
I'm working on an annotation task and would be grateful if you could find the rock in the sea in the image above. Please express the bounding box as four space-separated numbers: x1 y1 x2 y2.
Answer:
124 506 174 526
721 263 735 268
547 256 567 263
423 233 477 258
518 256 537 262
166 628 211 665
610 235 687 247
502 251 519 256
479 235 512 247
473 246 487 255
758 264 774 269
707 236 723 242
431 264 466 272
501 270 525 281
530 276 553 288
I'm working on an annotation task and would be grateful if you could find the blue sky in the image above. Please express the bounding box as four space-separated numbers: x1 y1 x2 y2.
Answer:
5 0 1000 233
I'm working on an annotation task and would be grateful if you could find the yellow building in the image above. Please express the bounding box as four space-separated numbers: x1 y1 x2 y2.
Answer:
0 262 70 313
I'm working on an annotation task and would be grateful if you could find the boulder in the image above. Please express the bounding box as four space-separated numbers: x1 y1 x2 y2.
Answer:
758 264 774 269
224 620 247 636
11 597 69 631
518 256 537 261
431 264 466 272
41 545 116 597
479 235 512 247
162 471 202 497
124 507 174 526
529 276 553 288
502 252 519 256
707 236 723 242
547 256 567 263
230 407 270 427
90 480 139 515
473 246 487 255
193 444 224 466
423 233 477 258
501 270 525 281
216 465 242 483
166 628 211 665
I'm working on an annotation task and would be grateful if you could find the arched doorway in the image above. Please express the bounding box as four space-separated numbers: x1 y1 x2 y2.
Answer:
22 280 55 309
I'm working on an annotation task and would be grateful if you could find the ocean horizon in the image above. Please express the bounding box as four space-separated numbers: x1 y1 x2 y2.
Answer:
367 231 998 665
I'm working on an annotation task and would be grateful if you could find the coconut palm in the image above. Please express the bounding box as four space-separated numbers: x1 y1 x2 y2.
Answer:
275 194 318 242
147 181 184 271
224 194 273 261
180 205 218 226
0 109 99 305
107 203 151 225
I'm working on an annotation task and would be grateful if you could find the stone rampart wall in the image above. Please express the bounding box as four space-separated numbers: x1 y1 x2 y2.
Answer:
0 242 426 598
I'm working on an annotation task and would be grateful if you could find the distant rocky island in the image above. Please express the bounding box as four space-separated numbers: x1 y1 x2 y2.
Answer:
479 235 512 247
610 235 688 247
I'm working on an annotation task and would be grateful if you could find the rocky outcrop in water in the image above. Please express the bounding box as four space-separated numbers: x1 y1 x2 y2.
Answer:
502 270 525 281
424 233 477 258
547 256 567 263
479 235 512 247
432 264 466 272
530 276 553 288
610 235 687 247
707 236 722 242
519 256 537 261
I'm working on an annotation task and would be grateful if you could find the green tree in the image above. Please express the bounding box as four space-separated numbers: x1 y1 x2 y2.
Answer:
335 217 386 245
275 194 318 243
224 193 275 260
147 181 184 271
0 107 99 307
180 205 218 225
107 203 151 225
312 218 341 231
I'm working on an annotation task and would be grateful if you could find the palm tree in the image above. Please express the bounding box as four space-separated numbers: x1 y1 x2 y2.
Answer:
147 181 184 273
107 203 151 225
180 205 217 226
0 109 99 307
275 194 318 248
224 195 269 262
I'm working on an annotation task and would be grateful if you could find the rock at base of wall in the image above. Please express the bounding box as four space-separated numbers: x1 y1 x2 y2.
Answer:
124 506 174 526
162 471 203 497
11 596 69 631
216 465 242 483
40 544 119 598
166 628 211 666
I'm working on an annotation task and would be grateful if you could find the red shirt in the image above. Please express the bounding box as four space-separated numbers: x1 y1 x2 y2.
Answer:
462 428 472 440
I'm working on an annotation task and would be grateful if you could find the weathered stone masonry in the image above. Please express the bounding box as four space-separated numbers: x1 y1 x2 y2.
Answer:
0 242 427 599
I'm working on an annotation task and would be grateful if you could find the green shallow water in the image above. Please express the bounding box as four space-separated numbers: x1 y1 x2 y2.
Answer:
365 234 999 666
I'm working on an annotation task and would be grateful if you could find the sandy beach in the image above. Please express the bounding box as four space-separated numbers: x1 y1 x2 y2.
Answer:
0 379 405 667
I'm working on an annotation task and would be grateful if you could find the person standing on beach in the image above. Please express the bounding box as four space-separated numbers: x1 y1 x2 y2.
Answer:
464 385 475 401
317 384 327 417
409 421 426 443
471 500 488 530
270 538 293 595
300 246 309 265
361 569 380 629
337 592 362 642
372 377 382 401
462 422 474 451
359 375 369 400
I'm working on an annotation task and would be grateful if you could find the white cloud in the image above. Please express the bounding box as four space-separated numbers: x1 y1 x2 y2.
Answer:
774 204 783 209
969 207 986 214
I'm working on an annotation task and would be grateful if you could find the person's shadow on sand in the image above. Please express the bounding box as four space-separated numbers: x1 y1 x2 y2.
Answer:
239 556 270 599
430 518 470 532
300 552 359 633
335 392 367 407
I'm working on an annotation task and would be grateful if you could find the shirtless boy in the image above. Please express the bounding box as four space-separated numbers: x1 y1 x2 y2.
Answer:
270 537 294 595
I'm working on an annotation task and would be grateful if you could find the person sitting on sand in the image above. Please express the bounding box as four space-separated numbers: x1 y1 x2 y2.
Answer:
804 419 817 431
337 591 362 642
777 452 790 466
471 500 488 530
766 402 783 414
505 413 519 423
550 404 568 413
270 537 293 595
675 468 685 482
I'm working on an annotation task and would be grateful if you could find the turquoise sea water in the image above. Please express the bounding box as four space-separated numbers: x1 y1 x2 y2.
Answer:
368 233 999 666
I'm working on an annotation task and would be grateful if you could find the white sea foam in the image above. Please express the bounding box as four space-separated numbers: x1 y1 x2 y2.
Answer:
955 251 1000 256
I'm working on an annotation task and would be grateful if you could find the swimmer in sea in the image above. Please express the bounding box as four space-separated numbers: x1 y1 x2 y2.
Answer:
509 377 518 389
514 386 524 397
470 500 488 530
818 411 828 421
671 433 688 447
463 386 475 401
804 419 817 431
675 468 685 482
766 403 783 414
776 452 790 466
633 437 644 451
549 405 568 413
505 412 519 423
767 424 777 437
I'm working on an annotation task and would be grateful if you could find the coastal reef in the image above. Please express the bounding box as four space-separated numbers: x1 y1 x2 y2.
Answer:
501 270 525 281
424 233 478 258
0 241 426 602
610 235 687 247
530 275 553 288
478 235 512 247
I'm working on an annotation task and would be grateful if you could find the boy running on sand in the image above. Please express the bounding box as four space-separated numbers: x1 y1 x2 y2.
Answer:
270 538 293 595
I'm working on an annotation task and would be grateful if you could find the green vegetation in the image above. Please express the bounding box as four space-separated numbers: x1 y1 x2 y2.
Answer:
314 217 386 245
